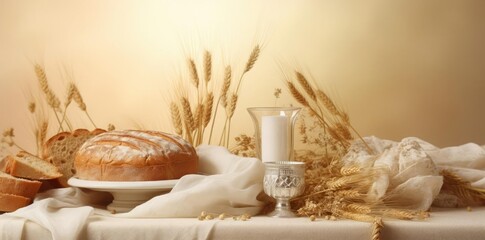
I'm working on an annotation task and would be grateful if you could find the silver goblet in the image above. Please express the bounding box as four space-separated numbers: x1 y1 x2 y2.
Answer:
263 161 305 217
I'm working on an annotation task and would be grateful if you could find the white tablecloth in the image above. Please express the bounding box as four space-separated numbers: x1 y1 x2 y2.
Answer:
2 207 485 240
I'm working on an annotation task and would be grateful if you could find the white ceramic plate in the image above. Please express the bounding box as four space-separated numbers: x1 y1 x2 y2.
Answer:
68 177 178 213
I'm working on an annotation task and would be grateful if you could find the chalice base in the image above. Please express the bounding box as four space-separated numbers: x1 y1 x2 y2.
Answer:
268 199 296 218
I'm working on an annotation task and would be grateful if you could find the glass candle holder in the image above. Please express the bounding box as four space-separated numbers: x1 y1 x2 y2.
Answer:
247 107 301 162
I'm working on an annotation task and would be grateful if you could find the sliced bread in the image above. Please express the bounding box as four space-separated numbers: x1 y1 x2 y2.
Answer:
0 171 42 198
0 193 31 212
42 128 106 186
0 151 62 180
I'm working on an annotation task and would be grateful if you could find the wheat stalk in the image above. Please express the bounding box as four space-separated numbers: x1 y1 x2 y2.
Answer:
203 92 214 127
71 83 97 128
34 64 49 94
35 65 61 111
181 97 195 132
227 93 238 118
295 71 316 101
224 93 239 147
193 103 204 132
340 165 361 176
335 122 352 141
336 190 362 199
371 218 383 240
65 83 76 107
316 89 339 116
37 121 48 156
59 83 76 131
220 66 232 108
204 50 212 85
244 45 260 74
345 203 372 214
235 45 261 93
188 58 199 89
170 102 183 135
287 81 309 107
72 84 86 111
34 64 63 131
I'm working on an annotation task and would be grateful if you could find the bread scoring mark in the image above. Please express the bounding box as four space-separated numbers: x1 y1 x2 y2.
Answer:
91 140 141 151
97 132 164 152
142 131 188 153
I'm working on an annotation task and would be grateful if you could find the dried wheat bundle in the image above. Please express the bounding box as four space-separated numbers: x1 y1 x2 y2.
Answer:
2 65 100 158
285 70 372 154
170 45 261 147
281 70 431 240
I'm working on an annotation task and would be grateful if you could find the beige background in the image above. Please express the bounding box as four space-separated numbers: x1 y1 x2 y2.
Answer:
0 0 484 154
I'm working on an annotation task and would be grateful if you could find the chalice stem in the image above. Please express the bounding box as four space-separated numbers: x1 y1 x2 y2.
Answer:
269 198 296 218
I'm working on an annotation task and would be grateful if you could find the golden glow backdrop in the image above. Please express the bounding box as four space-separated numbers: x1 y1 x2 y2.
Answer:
1 0 484 152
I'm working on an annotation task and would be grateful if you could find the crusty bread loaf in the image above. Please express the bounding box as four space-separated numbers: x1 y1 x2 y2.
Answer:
42 128 106 186
0 193 31 212
0 171 42 198
74 130 198 181
0 152 62 180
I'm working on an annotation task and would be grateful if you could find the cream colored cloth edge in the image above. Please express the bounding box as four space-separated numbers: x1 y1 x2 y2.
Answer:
0 145 265 240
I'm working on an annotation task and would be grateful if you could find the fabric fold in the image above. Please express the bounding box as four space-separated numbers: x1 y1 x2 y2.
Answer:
0 145 265 240
344 136 485 210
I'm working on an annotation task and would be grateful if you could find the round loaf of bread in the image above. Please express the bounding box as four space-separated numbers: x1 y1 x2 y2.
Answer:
74 130 198 181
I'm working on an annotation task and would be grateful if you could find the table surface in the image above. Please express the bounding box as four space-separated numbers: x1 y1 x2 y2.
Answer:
4 207 485 240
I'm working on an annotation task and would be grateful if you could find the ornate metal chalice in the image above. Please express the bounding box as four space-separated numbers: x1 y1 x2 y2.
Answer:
263 161 305 218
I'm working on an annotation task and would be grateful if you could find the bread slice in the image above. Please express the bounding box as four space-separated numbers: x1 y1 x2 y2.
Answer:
42 128 106 186
0 171 42 198
0 152 62 180
0 193 31 212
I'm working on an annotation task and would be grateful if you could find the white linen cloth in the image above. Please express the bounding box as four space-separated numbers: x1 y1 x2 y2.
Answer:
0 145 265 240
343 136 485 210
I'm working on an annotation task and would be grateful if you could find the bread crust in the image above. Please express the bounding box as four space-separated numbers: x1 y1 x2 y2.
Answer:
0 193 31 212
74 130 198 181
0 153 62 180
42 128 107 186
0 172 42 198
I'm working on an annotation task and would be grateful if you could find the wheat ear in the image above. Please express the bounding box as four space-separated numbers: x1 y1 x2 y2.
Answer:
204 50 212 86
244 45 260 73
287 81 309 107
371 218 383 240
227 93 238 118
181 97 195 132
225 93 238 147
188 58 199 89
37 121 48 156
295 71 316 101
193 103 204 129
59 83 76 131
316 89 339 116
71 83 96 128
203 92 214 127
170 102 183 135
220 66 232 108
34 64 63 131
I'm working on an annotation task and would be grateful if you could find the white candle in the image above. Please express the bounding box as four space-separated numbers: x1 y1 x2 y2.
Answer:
261 115 288 162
